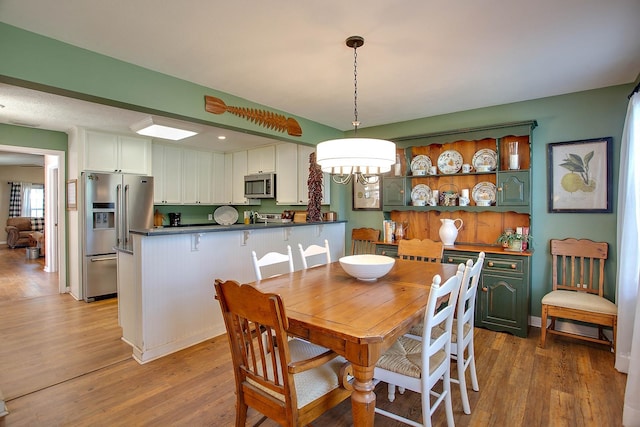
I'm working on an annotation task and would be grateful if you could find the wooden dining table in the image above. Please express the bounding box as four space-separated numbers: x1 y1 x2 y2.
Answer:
248 258 461 426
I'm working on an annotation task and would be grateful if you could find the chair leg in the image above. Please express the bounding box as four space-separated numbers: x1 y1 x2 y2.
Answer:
236 399 248 427
420 386 433 427
468 339 479 392
457 348 471 415
540 304 548 348
387 383 396 402
443 367 455 427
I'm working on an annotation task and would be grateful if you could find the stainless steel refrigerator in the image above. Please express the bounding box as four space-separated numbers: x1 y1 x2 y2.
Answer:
82 172 154 302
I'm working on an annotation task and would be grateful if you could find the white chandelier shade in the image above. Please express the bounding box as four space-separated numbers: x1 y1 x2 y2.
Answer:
315 137 396 175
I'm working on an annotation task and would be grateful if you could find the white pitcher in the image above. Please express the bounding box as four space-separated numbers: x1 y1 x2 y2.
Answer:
439 218 463 246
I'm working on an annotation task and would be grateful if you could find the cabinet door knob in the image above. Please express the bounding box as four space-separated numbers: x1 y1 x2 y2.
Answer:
497 187 503 192
482 287 488 292
511 264 516 269
447 258 453 263
488 262 494 267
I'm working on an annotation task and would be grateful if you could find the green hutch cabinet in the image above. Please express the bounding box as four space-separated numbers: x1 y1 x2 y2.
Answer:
378 120 537 338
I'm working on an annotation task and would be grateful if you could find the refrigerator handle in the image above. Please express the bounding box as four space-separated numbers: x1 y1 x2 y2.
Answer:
124 184 130 245
116 184 122 245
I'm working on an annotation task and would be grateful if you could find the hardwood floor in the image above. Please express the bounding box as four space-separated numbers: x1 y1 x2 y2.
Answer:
0 245 627 426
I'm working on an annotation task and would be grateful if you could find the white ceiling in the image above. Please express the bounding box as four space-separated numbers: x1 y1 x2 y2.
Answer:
0 0 639 165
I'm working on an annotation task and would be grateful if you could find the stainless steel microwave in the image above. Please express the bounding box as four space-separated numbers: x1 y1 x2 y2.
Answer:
244 173 275 199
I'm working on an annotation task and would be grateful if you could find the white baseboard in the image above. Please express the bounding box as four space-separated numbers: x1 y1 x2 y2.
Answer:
529 315 613 341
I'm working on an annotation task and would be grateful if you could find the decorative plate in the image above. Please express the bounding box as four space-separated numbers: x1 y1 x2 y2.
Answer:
410 155 432 175
437 150 463 174
411 184 432 202
472 182 497 204
214 205 239 225
472 148 498 171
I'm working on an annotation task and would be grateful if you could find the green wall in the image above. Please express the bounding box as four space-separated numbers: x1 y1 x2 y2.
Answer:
0 123 68 152
341 85 630 317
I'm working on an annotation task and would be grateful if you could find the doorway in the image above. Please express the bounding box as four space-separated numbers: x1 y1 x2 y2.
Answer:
0 144 66 293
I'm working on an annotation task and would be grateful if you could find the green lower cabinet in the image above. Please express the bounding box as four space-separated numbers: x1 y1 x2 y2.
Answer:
444 250 530 338
375 243 398 258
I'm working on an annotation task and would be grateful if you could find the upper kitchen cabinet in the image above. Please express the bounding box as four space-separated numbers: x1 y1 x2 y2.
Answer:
275 143 298 204
247 145 276 174
276 143 330 205
82 129 152 175
182 149 213 205
211 152 227 205
152 143 183 204
227 150 260 205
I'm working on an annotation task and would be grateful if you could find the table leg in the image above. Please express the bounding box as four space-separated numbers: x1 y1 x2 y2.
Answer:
351 364 376 426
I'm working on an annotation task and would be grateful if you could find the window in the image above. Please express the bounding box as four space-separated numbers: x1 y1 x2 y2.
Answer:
28 185 44 217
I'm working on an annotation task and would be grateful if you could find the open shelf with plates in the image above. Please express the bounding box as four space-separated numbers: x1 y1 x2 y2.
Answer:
382 120 536 245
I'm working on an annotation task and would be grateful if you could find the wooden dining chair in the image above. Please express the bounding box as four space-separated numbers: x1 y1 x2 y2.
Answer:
397 238 444 263
251 246 294 280
351 227 380 255
297 239 331 269
374 265 465 427
540 238 617 353
214 279 353 427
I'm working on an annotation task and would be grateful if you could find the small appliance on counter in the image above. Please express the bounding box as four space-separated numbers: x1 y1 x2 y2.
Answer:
323 211 338 221
168 212 181 227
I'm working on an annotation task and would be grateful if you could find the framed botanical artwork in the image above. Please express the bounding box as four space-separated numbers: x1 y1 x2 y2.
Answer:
66 179 77 210
547 137 612 213
353 177 382 210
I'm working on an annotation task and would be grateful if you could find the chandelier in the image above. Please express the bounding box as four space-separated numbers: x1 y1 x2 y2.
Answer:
315 36 396 185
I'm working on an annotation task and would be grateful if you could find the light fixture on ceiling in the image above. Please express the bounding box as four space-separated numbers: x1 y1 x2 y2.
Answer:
315 36 396 185
130 116 200 141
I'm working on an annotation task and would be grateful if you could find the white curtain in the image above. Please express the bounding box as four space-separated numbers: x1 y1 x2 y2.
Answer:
616 92 640 426
21 182 33 217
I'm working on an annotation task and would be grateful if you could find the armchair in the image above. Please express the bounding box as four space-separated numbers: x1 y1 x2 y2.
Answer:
5 217 34 248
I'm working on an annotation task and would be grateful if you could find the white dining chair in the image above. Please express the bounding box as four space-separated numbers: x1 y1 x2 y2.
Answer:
396 252 485 415
298 239 331 269
432 252 484 414
251 245 294 280
374 264 465 427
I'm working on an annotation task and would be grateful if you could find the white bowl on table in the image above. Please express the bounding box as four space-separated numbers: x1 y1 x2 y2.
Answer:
339 255 396 281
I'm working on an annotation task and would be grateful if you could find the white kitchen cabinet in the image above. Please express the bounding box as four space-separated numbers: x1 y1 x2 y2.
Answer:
84 130 151 174
247 145 276 174
232 151 247 204
182 149 213 204
223 153 234 204
228 151 261 205
211 152 227 204
275 143 298 204
276 143 330 205
152 143 183 204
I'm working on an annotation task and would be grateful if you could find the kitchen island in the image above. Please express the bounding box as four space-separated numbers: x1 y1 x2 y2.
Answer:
116 221 346 363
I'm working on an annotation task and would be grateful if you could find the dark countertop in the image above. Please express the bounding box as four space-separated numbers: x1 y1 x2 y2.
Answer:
129 220 346 237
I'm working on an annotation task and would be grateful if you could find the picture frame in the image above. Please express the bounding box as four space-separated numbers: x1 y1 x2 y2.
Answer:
353 176 382 210
547 137 612 213
66 179 77 210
